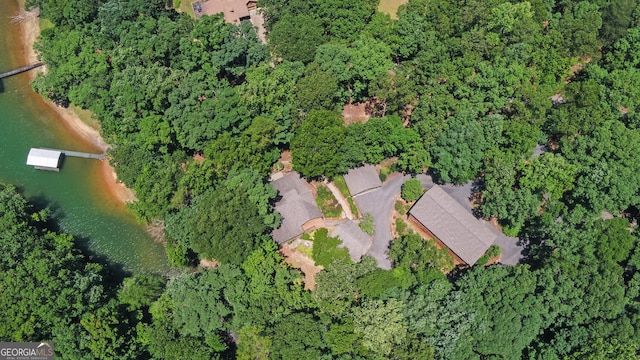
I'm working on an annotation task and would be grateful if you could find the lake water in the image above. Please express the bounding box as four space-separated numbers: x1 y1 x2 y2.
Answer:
0 2 168 274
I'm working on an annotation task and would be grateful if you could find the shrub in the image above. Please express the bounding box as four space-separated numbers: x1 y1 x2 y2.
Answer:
357 269 398 297
380 167 392 182
312 228 351 267
395 218 408 236
476 245 502 266
359 213 375 235
315 184 342 218
401 178 424 202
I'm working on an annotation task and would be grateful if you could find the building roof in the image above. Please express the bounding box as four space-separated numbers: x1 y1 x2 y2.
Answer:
199 0 251 24
343 164 382 197
332 220 372 262
409 185 496 265
26 148 62 169
271 172 323 244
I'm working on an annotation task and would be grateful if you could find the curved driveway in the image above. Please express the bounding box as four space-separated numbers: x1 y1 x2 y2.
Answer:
354 173 523 269
354 173 409 269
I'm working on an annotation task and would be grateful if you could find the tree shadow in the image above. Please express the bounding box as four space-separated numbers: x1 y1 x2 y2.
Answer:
26 191 132 283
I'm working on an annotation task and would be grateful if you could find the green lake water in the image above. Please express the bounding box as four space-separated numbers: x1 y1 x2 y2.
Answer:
0 2 168 274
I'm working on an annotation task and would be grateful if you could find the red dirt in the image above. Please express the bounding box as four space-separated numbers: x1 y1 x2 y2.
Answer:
342 103 370 124
565 57 592 83
281 244 322 290
199 258 220 268
276 150 293 172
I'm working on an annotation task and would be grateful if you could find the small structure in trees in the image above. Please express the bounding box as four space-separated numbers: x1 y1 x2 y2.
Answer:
344 164 382 197
408 185 496 265
271 172 324 244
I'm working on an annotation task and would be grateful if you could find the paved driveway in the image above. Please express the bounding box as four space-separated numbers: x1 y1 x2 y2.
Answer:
354 173 409 269
417 174 523 265
354 173 523 268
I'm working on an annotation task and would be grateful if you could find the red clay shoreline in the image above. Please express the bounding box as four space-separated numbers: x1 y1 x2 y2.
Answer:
16 0 136 206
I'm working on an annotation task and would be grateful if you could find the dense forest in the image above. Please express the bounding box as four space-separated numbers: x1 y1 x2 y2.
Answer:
3 0 640 358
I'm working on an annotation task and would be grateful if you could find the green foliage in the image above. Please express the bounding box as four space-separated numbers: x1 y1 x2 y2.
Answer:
240 241 313 324
343 116 430 173
296 62 340 112
315 184 343 218
401 178 425 202
312 228 352 268
165 241 190 268
28 1 640 358
395 199 407 215
357 268 414 297
380 166 392 182
475 245 502 266
359 213 375 236
332 175 351 197
119 274 165 311
0 184 144 358
430 266 551 359
166 169 279 265
268 15 327 63
389 233 454 279
563 120 640 213
241 61 305 144
291 110 346 179
313 257 378 318
168 265 244 337
236 325 272 360
332 174 361 216
269 313 325 359
324 320 362 356
353 298 408 357
395 217 408 235
431 111 488 184
519 153 577 201
203 116 282 176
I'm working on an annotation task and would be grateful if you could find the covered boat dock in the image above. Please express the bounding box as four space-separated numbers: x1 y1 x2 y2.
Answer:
26 148 62 171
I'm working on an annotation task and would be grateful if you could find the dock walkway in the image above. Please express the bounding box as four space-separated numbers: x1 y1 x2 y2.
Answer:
42 148 106 160
0 62 44 79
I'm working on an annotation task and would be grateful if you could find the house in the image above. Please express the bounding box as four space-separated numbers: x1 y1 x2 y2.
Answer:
343 164 382 197
271 172 324 244
331 220 372 262
408 185 496 265
26 148 62 171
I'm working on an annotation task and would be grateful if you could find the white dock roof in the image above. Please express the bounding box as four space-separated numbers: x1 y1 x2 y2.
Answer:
26 148 62 169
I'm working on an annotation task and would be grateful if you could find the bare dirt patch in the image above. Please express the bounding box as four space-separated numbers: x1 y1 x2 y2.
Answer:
281 244 323 290
275 150 293 173
342 103 370 124
378 0 408 19
199 258 220 268
565 57 592 83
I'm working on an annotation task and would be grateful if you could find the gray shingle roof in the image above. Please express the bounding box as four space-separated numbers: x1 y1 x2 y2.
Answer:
344 164 382 196
271 172 323 244
332 220 372 262
409 185 496 265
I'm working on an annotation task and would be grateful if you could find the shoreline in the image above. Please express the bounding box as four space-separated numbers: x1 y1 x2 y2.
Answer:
17 2 137 205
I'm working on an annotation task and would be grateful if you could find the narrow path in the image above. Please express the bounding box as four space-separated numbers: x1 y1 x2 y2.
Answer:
324 180 356 220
